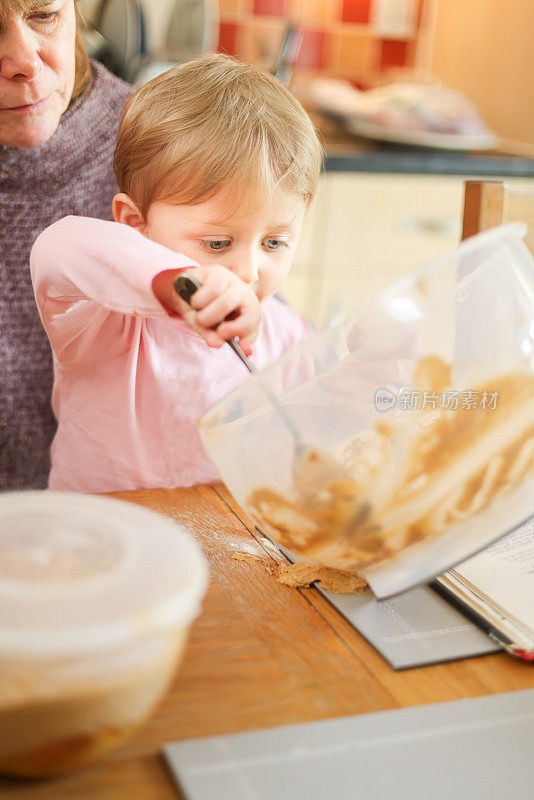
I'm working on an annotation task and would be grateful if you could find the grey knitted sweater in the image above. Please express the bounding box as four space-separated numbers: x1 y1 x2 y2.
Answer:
0 61 132 490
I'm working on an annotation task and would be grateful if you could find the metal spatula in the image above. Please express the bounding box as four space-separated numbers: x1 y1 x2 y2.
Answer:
174 274 352 498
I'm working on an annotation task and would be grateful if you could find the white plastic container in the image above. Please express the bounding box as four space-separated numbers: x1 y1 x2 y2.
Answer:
0 492 208 777
200 225 534 597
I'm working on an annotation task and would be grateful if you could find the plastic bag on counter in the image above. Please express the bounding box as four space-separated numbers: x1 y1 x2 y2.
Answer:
305 78 498 150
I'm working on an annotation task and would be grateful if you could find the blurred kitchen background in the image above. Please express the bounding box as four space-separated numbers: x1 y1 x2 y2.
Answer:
79 0 534 326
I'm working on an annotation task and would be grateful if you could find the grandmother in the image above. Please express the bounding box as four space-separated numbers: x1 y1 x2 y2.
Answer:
0 0 132 489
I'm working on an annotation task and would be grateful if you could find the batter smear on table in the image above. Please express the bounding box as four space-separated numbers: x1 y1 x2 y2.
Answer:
231 552 367 593
276 562 368 594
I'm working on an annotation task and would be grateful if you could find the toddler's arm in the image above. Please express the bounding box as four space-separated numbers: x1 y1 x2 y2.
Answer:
31 216 260 354
31 216 196 319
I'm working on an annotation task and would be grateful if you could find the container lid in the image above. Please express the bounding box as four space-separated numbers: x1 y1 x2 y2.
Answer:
0 492 208 657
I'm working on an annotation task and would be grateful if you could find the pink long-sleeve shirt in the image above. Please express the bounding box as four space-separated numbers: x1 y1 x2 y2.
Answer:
30 216 312 492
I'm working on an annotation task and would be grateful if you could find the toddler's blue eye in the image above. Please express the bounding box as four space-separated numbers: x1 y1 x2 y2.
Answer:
203 240 228 251
264 239 287 250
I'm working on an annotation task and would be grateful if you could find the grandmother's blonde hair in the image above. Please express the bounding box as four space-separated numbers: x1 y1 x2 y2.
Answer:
2 0 91 101
114 53 323 219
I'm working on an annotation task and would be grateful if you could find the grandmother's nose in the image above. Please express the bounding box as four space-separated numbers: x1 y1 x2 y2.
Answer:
0 21 41 80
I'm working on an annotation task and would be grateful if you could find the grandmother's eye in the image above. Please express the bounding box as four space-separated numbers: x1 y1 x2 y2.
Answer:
31 11 59 22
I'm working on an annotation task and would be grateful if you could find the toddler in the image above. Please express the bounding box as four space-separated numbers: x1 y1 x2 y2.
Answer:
31 54 323 492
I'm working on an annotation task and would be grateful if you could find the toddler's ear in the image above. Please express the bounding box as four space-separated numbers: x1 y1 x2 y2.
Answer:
113 193 146 233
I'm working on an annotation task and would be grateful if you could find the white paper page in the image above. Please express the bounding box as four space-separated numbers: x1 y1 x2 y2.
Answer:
452 518 534 630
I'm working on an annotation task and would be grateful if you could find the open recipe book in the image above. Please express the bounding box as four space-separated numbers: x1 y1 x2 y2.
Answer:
433 517 534 662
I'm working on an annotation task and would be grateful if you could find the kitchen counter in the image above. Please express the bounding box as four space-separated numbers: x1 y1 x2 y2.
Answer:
325 146 534 176
316 115 534 177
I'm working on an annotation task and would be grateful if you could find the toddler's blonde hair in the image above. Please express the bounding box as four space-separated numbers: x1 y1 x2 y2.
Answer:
114 53 323 219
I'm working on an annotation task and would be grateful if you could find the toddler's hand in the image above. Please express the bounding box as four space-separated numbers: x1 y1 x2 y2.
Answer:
175 266 261 355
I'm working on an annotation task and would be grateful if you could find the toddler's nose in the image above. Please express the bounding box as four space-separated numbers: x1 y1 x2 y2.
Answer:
232 253 260 285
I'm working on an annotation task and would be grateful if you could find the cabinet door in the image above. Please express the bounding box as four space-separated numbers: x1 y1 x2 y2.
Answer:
315 173 465 325
283 173 534 328
281 175 331 322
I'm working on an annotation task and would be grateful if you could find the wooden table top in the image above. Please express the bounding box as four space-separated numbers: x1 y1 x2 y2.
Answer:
3 484 533 799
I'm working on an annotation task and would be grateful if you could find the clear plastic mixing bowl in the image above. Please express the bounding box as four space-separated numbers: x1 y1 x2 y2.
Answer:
200 225 534 597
